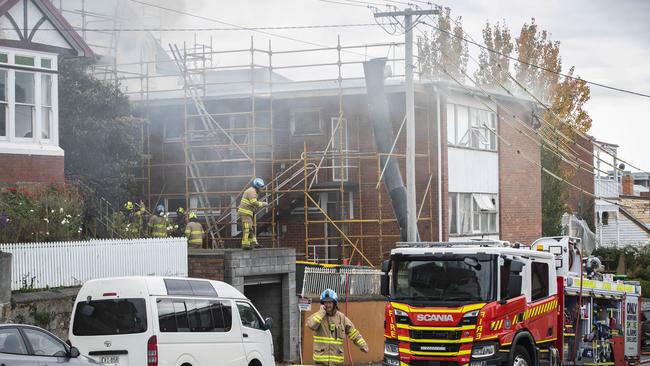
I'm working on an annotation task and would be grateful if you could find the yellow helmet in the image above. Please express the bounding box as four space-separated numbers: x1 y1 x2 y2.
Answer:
124 201 134 210
188 211 197 221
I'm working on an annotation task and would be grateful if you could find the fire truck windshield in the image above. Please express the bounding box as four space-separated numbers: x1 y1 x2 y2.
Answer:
392 256 495 303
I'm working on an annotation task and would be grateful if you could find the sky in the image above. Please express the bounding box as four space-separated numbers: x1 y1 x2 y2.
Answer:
131 0 650 171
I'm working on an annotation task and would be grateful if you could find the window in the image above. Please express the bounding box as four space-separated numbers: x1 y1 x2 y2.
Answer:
237 302 265 330
0 70 6 137
41 74 52 139
157 298 232 333
0 50 58 149
447 103 497 151
15 71 34 138
602 211 609 226
291 109 322 135
22 328 67 357
449 193 498 236
15 55 35 67
0 327 28 355
531 262 549 301
72 298 148 336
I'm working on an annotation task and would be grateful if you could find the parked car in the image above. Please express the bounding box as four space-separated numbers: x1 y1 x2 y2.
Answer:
69 276 275 366
0 324 97 365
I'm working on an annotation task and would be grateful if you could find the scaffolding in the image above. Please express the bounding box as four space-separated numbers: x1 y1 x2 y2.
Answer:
59 1 439 265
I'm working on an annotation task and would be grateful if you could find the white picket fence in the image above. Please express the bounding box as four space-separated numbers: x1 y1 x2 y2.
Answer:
301 266 382 298
0 238 188 291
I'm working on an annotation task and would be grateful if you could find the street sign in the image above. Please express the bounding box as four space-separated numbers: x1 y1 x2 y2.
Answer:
298 297 312 312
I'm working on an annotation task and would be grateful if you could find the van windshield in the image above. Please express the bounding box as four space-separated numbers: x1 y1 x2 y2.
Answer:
73 298 147 336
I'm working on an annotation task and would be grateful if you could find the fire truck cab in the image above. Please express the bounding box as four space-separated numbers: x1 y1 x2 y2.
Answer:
380 237 641 366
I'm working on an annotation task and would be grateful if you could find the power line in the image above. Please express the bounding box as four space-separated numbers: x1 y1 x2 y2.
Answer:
418 19 650 98
0 23 382 32
419 19 646 172
129 0 386 59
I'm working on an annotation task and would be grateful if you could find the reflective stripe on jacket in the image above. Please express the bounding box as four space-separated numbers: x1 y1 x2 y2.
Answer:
184 221 204 247
306 308 367 365
148 215 168 238
238 187 265 216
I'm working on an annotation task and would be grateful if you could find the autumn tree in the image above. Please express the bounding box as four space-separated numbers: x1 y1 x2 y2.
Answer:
514 19 592 235
475 20 514 88
417 6 468 81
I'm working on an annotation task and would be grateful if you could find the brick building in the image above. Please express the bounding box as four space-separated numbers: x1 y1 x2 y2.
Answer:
139 73 542 265
0 0 92 184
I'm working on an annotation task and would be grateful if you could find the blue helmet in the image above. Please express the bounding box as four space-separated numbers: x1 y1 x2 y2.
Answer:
320 288 338 304
252 177 265 190
156 204 165 215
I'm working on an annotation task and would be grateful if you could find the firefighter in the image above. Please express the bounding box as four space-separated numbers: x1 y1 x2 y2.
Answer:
175 206 187 237
306 289 368 365
123 201 135 222
184 211 204 249
148 204 168 238
237 178 267 250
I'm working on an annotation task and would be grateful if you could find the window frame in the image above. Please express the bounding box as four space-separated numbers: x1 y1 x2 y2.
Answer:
0 69 7 139
290 108 323 136
449 192 499 236
0 48 59 150
446 103 497 152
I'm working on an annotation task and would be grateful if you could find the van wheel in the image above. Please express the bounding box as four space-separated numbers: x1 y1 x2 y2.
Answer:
511 345 531 366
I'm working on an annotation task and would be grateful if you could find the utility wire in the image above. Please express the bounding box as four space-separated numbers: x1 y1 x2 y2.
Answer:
130 0 387 59
419 19 646 172
2 24 382 32
417 18 650 98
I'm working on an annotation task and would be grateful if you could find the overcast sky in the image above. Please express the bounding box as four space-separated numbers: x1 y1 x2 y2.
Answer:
142 0 649 171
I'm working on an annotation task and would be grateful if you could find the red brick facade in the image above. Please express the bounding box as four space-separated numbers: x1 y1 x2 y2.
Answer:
0 154 64 184
563 134 595 224
497 101 542 245
188 251 225 281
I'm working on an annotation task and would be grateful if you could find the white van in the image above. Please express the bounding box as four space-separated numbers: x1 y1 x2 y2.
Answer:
69 276 275 366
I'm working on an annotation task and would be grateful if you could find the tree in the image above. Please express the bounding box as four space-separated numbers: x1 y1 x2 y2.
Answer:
58 59 142 206
475 20 514 88
417 6 468 81
512 19 591 236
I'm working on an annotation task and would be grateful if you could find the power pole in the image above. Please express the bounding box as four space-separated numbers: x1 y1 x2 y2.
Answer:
375 8 438 242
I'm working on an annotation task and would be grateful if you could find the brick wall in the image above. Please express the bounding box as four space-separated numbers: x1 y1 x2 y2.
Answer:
498 101 542 245
188 250 225 281
0 154 64 184
563 134 595 222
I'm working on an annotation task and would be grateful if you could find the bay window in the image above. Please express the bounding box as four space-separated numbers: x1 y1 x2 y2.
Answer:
0 49 58 149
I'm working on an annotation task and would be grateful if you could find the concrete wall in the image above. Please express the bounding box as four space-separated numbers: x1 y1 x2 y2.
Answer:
301 298 386 365
0 287 79 340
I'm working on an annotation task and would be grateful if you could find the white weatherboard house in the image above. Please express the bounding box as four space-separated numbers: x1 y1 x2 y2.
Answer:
0 0 92 183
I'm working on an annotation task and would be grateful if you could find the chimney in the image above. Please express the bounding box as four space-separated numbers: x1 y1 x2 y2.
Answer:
621 174 634 196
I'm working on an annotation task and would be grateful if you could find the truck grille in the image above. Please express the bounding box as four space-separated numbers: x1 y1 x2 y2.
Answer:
410 330 461 340
411 343 461 353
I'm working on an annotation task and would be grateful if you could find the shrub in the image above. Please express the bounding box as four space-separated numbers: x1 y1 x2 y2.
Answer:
0 183 84 243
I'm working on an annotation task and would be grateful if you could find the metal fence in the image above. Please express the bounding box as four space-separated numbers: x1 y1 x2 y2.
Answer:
301 266 382 298
0 238 188 291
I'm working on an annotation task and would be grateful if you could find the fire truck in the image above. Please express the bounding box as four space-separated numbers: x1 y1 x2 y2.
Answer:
380 236 642 366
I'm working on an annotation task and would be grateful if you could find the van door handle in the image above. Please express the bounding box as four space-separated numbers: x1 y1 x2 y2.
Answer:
243 333 249 338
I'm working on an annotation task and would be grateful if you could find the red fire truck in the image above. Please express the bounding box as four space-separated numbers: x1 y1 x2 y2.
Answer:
380 237 641 366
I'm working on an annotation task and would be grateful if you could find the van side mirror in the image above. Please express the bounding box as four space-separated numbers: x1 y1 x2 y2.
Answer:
381 260 391 273
68 346 80 358
264 317 273 330
380 273 390 297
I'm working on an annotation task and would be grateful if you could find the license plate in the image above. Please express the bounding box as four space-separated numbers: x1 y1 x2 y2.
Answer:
99 355 119 365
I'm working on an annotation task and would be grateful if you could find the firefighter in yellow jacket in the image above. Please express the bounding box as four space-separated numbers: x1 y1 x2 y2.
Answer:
306 289 368 365
184 211 204 249
237 178 267 249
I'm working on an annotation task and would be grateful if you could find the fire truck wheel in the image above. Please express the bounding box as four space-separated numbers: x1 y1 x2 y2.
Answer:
511 345 532 366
